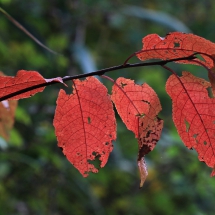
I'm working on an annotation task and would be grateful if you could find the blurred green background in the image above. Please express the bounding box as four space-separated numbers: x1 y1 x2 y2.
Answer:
0 0 215 214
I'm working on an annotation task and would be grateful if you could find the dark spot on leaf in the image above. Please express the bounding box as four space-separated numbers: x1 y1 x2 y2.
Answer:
204 141 207 145
145 130 152 138
142 100 150 105
87 117 91 124
120 82 127 88
92 151 97 156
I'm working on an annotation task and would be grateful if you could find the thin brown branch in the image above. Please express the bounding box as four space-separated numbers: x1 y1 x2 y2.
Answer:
0 7 59 55
0 55 196 102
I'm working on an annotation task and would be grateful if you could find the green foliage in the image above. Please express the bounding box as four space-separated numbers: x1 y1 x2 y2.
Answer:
0 1 215 214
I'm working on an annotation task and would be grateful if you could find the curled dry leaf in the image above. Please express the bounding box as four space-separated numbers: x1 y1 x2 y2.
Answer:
166 72 215 176
111 77 163 187
53 77 116 177
138 157 148 188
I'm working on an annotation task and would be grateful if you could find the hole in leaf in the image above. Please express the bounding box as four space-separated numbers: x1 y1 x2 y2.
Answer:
207 87 214 98
136 113 145 118
193 134 198 139
185 120 190 132
204 141 207 145
174 42 180 48
87 117 91 124
193 134 199 143
105 142 109 145
194 54 206 62
88 153 101 169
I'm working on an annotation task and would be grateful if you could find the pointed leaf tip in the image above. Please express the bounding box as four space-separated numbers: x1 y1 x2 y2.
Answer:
138 157 148 188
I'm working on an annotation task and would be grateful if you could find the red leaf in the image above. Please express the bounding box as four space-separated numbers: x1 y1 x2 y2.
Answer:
136 32 215 68
111 77 163 186
166 72 215 176
0 70 64 100
53 77 116 177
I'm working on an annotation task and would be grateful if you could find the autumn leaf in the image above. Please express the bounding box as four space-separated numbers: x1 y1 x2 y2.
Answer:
0 70 64 101
53 77 116 177
136 32 215 68
166 71 215 176
111 77 163 187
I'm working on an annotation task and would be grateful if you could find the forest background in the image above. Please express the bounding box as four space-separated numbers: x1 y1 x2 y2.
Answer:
0 0 215 214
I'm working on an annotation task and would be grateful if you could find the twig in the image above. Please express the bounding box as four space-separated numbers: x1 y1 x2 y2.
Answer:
0 55 196 102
